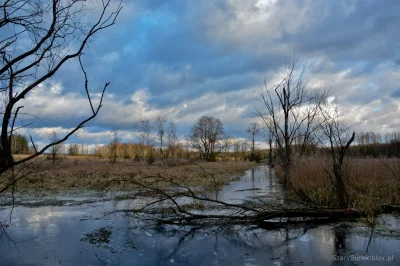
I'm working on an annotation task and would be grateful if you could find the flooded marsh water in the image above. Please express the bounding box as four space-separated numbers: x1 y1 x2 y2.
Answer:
0 165 399 265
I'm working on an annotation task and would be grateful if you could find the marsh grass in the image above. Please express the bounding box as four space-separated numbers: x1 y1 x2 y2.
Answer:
281 156 400 218
4 156 256 193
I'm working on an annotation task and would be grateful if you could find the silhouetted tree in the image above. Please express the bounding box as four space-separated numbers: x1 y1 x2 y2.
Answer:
0 0 123 193
317 103 355 208
256 57 326 187
48 131 63 165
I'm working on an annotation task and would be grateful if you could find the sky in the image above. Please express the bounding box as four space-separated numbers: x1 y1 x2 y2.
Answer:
12 0 400 149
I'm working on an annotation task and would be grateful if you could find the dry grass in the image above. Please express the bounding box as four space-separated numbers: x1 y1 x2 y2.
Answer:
3 157 256 192
282 156 400 216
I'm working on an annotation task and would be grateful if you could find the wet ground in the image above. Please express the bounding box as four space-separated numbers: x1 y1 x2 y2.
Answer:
0 165 399 265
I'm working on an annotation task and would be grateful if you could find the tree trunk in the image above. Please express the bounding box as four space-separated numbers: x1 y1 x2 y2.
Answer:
268 140 273 166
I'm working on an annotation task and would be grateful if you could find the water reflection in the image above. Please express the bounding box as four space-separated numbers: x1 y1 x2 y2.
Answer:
0 165 398 265
334 230 346 251
206 165 282 203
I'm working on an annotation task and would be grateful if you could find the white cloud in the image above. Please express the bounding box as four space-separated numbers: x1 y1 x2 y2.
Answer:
102 51 120 62
7 1 400 147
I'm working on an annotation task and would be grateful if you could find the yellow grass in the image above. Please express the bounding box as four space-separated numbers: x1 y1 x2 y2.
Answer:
4 157 256 192
282 156 400 216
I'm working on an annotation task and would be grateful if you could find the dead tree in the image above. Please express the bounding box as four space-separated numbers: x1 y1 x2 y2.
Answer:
48 130 63 165
256 57 326 187
155 115 167 157
104 170 362 228
138 119 154 164
246 122 260 161
0 0 123 194
317 103 355 208
261 124 274 166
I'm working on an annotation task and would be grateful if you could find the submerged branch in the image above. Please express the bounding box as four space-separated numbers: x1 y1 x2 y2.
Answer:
104 170 364 228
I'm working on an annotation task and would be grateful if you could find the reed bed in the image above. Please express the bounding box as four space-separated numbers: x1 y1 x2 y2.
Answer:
3 157 256 192
277 156 400 216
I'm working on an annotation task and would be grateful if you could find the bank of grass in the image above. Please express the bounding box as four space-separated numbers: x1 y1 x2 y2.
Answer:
279 156 400 217
5 156 256 193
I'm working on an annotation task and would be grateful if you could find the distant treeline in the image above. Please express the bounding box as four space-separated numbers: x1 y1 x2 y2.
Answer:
348 142 400 158
296 131 400 158
349 131 400 158
8 130 400 160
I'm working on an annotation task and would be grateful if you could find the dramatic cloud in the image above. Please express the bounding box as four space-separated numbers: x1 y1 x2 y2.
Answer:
11 0 400 147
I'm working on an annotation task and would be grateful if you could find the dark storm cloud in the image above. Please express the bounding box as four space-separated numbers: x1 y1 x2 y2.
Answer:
25 0 400 144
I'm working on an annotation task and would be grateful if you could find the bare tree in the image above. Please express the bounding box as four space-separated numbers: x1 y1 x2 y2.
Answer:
261 123 274 166
155 114 167 155
68 143 79 156
239 140 249 160
0 0 123 192
104 170 360 228
48 130 62 165
139 119 153 146
317 102 355 208
232 140 241 160
256 57 326 187
221 136 231 161
138 119 153 163
109 129 118 164
188 116 228 161
246 122 260 161
166 121 178 159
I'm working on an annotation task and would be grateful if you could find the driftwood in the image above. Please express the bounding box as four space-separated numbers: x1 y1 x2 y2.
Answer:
104 171 384 229
126 205 362 228
256 208 360 220
256 208 360 228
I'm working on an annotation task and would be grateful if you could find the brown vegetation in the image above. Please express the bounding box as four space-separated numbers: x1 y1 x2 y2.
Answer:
3 156 256 192
280 156 400 220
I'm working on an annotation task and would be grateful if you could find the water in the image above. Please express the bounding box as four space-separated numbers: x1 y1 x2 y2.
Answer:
0 165 398 265
206 166 282 203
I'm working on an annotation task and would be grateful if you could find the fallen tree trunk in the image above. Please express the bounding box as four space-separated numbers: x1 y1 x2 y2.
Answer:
106 172 374 229
379 204 400 213
256 208 361 228
256 208 361 220
130 208 362 228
